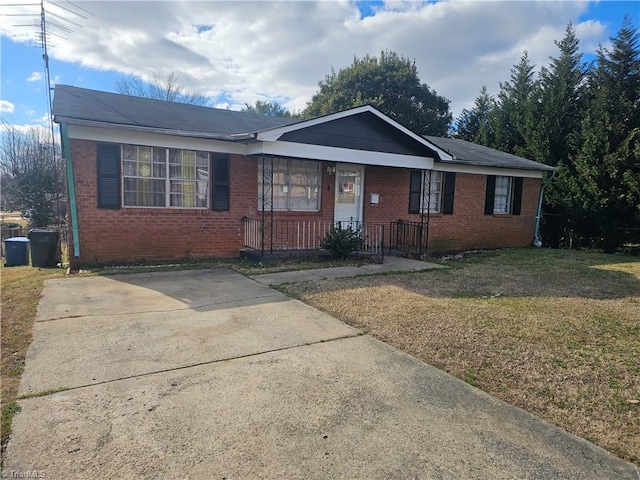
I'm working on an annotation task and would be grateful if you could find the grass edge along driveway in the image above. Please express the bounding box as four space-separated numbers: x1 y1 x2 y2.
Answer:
279 248 640 466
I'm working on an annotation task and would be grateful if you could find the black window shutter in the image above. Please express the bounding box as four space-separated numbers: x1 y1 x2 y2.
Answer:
97 144 121 209
512 177 523 215
408 170 422 214
442 172 456 215
484 175 496 215
212 154 230 211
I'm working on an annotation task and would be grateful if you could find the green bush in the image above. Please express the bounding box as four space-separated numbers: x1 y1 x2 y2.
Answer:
321 223 362 259
1 222 21 229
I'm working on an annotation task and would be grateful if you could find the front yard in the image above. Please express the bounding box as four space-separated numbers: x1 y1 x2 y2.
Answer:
2 249 638 467
279 248 640 465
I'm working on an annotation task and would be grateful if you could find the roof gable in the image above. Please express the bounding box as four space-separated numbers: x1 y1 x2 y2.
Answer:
276 111 441 157
257 105 452 160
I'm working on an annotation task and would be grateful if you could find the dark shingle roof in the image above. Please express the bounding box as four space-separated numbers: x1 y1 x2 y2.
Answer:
53 84 297 138
425 136 555 172
53 85 553 172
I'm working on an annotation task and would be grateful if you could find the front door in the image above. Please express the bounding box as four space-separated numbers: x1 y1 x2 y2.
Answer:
334 163 364 225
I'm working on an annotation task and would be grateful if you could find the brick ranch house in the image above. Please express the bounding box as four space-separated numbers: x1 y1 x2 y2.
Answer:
52 85 555 267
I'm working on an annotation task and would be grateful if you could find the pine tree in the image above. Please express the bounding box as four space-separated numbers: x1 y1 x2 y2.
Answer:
535 23 586 167
493 51 539 157
455 86 496 146
569 15 640 250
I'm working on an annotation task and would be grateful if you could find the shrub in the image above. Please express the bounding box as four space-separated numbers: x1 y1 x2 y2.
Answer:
321 223 362 259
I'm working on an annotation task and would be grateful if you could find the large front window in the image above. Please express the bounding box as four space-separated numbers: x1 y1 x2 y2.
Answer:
123 145 209 208
258 157 320 211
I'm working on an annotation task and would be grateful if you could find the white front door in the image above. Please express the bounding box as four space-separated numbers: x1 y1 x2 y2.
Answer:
334 163 364 225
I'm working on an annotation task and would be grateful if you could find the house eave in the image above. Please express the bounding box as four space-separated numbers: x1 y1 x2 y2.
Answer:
54 116 256 142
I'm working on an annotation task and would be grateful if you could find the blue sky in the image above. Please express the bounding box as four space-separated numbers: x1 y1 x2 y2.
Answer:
1 1 637 134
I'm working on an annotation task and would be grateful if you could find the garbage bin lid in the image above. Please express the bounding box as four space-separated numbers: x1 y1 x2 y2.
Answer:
4 237 30 242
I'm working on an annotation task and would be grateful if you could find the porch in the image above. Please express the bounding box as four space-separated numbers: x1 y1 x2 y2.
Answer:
242 218 430 260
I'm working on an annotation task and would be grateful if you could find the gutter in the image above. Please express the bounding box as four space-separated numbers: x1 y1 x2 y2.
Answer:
533 170 556 247
60 123 80 258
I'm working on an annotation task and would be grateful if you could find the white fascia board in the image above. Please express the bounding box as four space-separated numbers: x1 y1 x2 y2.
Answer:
66 125 245 155
433 162 543 179
256 105 453 161
244 141 434 170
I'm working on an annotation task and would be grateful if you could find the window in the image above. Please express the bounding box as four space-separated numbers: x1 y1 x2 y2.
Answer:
485 175 523 215
423 171 443 213
409 170 455 215
122 145 209 208
493 175 512 214
258 157 320 211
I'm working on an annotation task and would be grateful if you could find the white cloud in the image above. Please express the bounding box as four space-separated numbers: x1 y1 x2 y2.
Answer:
0 100 15 113
0 123 56 139
0 0 614 117
27 71 43 82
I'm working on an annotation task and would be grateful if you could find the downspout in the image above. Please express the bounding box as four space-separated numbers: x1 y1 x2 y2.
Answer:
533 170 556 247
60 123 80 258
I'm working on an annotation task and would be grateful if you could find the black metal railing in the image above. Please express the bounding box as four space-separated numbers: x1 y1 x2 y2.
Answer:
389 220 428 257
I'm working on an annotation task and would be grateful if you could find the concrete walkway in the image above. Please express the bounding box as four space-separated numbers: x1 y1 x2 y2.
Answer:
5 266 638 479
251 255 441 285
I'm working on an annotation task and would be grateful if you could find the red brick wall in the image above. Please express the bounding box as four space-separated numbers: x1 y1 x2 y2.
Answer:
68 140 259 266
363 166 541 253
67 140 541 266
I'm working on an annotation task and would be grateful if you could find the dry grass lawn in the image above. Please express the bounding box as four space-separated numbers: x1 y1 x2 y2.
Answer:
280 248 640 465
1 265 65 464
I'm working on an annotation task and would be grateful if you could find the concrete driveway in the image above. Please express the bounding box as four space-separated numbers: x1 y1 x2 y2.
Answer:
6 268 638 479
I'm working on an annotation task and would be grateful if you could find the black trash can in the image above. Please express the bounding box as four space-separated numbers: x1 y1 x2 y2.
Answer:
28 229 60 268
3 237 30 266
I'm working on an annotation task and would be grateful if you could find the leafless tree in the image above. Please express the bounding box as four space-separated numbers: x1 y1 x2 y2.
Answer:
115 72 209 106
0 125 64 227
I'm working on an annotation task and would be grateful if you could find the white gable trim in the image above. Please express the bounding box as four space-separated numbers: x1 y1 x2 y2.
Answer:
256 105 453 161
244 141 434 170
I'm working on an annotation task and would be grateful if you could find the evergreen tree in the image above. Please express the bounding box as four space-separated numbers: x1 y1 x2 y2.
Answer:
535 23 587 166
241 100 294 117
493 51 539 158
455 86 496 146
567 16 640 250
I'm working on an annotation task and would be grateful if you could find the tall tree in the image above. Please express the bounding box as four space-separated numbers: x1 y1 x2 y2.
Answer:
566 15 640 250
0 126 64 227
455 86 496 146
493 51 539 158
115 72 209 106
534 24 589 248
535 23 586 166
304 51 452 136
241 100 293 117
